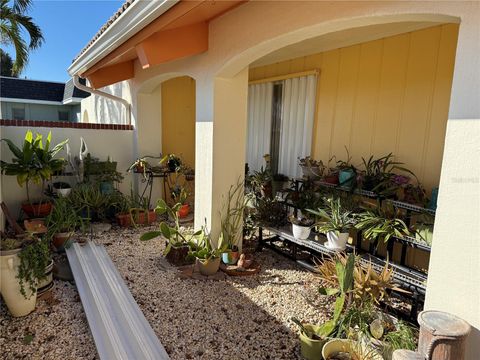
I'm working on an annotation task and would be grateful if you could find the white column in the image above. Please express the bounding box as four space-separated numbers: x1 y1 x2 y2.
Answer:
425 7 480 359
194 68 249 245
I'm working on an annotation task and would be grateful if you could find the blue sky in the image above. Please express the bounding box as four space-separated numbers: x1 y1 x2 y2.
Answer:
2 0 123 82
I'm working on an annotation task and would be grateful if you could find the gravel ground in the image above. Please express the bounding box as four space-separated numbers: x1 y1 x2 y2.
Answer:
1 226 330 360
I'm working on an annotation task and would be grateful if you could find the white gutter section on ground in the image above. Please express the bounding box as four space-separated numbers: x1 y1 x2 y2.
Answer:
73 75 131 125
68 0 179 77
66 241 170 360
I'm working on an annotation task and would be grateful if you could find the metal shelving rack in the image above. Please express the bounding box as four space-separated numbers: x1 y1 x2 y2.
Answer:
256 177 435 321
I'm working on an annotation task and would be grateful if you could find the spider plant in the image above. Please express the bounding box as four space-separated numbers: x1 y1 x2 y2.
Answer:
308 197 356 234
355 205 410 243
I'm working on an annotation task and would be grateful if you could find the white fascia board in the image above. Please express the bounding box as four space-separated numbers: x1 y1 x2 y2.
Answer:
0 97 63 106
68 0 179 77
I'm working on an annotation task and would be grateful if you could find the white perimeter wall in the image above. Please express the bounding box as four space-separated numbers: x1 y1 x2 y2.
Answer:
0 125 135 217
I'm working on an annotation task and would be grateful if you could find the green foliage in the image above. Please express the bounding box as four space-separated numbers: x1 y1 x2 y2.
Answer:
383 321 417 351
45 196 86 241
0 130 67 203
17 238 50 299
0 0 44 75
187 224 227 261
0 48 15 76
67 183 122 221
253 197 288 227
355 205 410 242
219 180 247 251
141 198 194 255
308 197 356 234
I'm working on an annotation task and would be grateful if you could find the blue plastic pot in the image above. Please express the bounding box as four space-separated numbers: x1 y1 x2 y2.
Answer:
339 169 356 188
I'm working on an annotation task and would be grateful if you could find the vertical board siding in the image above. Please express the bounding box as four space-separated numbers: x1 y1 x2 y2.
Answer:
161 76 196 168
249 24 459 191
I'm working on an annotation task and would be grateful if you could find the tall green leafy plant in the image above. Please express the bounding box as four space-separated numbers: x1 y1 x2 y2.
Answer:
292 253 355 340
1 130 67 204
219 180 247 251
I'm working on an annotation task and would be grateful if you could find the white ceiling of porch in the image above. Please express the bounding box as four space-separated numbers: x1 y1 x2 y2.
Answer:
251 21 443 68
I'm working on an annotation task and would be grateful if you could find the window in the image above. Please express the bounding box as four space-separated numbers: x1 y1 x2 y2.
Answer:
12 108 25 120
247 74 317 178
58 111 69 121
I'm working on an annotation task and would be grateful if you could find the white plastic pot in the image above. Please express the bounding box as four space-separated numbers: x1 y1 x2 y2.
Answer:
326 231 349 250
0 248 37 317
57 188 72 197
292 224 311 240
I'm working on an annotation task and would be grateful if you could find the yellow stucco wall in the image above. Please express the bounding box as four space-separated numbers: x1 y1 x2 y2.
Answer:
249 24 459 192
161 76 196 168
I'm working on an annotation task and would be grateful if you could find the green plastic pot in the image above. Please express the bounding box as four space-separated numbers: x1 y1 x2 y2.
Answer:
299 325 328 360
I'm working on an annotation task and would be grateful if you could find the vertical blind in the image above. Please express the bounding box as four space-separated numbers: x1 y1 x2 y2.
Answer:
246 74 317 178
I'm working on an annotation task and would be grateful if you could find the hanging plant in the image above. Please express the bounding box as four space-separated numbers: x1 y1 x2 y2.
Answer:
17 238 50 299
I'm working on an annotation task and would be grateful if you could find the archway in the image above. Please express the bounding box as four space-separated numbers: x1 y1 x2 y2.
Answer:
135 75 196 218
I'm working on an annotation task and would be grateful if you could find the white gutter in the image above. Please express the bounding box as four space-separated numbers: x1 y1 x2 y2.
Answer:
73 75 131 126
68 0 179 77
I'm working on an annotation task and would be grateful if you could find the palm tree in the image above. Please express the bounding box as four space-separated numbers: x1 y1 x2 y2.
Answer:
0 0 44 75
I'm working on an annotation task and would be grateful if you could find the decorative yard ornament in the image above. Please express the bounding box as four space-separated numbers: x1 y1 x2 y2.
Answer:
76 137 89 182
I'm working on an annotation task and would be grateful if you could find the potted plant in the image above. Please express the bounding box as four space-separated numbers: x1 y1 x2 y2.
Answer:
141 199 195 266
68 183 109 222
52 181 72 197
219 181 247 265
162 153 182 172
289 215 314 240
171 186 190 219
0 234 49 317
308 197 356 250
298 156 325 179
336 147 357 189
250 166 273 198
1 130 68 217
412 212 435 247
355 204 410 243
45 196 85 251
187 224 227 275
292 254 355 360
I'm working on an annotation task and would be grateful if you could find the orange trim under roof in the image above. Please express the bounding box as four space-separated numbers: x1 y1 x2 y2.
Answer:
82 0 246 89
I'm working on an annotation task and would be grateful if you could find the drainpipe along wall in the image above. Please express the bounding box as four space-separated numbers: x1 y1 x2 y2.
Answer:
73 75 131 125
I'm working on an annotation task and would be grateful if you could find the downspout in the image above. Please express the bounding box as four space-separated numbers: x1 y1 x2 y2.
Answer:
73 75 131 125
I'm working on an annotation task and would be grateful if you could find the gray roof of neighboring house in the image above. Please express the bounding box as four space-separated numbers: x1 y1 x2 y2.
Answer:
63 78 90 100
0 76 90 103
73 0 135 62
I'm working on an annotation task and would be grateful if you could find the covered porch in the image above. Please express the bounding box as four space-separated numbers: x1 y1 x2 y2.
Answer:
69 0 480 357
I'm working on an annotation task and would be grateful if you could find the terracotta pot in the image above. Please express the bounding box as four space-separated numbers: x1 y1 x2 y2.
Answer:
116 213 132 227
24 219 47 234
136 210 156 225
0 248 37 317
22 201 52 218
323 173 339 185
178 204 190 218
165 245 191 266
53 232 74 251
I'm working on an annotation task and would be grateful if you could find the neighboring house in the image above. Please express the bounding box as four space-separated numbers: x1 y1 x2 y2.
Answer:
68 1 479 355
0 76 90 122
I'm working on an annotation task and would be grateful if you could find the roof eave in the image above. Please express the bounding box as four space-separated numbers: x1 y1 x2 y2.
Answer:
68 0 179 77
